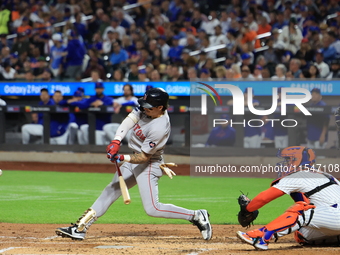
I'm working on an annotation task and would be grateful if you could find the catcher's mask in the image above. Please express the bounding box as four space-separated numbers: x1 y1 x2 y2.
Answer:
276 146 316 178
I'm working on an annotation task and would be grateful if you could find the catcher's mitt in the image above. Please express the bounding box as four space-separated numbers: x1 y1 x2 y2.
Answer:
237 193 259 228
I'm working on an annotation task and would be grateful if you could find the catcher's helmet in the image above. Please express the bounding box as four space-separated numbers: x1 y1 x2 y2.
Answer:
276 146 315 177
138 88 169 110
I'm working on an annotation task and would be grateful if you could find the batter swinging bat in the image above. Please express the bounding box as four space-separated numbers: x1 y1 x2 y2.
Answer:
115 161 131 204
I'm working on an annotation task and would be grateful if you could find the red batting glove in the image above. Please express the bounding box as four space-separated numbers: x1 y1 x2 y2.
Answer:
106 140 121 159
111 154 124 163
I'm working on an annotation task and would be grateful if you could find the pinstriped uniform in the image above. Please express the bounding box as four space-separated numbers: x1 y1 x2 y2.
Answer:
274 171 340 243
91 108 195 220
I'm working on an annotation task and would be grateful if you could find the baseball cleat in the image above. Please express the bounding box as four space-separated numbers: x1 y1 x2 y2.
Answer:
236 231 268 250
55 224 86 240
191 209 212 240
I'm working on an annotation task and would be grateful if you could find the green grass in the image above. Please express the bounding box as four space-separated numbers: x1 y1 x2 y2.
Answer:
0 170 292 225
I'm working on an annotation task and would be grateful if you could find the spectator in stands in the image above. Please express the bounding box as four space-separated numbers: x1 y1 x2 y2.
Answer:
168 35 183 64
201 10 220 35
278 17 303 55
288 58 302 78
0 5 10 35
321 33 337 63
210 25 228 46
41 69 53 82
82 58 106 81
205 114 236 147
215 66 227 80
109 41 128 71
231 64 242 79
158 35 170 61
170 65 183 81
240 53 254 73
126 62 139 81
257 16 271 35
294 38 314 64
103 17 125 41
0 62 16 80
247 10 259 31
50 33 66 79
263 39 280 67
138 69 149 82
89 69 103 82
150 69 161 81
65 31 86 80
253 65 263 80
306 88 329 149
314 50 330 78
241 22 260 48
24 70 35 82
240 65 254 80
199 68 212 81
327 59 340 79
271 64 286 80
309 65 321 79
112 69 125 82
225 68 235 79
187 67 198 80
328 31 340 56
17 17 32 34
271 11 287 30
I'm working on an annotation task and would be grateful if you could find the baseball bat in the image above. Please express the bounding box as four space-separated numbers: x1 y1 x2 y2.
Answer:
115 161 131 204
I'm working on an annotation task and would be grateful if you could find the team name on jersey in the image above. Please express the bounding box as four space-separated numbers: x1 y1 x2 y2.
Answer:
133 123 146 141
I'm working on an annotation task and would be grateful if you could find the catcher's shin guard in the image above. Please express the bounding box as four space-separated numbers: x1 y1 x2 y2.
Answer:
76 208 97 232
263 202 315 241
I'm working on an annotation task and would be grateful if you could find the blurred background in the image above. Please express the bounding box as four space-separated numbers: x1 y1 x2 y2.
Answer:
0 0 339 158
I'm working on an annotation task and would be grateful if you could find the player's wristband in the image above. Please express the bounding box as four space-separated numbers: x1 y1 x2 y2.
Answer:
123 155 131 162
113 136 122 142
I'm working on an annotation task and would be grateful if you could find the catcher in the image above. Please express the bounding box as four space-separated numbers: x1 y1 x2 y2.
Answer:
55 88 212 241
236 146 340 250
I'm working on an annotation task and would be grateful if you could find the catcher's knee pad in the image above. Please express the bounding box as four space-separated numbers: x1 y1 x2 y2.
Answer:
76 208 97 232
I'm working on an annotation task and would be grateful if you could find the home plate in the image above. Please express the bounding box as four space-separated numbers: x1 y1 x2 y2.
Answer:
95 245 134 249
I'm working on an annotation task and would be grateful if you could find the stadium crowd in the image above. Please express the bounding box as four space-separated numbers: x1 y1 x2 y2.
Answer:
0 0 339 82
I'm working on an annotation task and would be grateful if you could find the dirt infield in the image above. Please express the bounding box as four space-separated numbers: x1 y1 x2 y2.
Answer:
1 223 340 254
1 162 339 254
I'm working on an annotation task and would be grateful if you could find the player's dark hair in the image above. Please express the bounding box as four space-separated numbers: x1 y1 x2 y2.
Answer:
123 83 134 96
40 88 48 93
54 90 62 94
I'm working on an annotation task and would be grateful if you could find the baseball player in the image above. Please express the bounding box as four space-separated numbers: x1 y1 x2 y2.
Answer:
55 88 212 241
237 146 340 250
306 88 329 149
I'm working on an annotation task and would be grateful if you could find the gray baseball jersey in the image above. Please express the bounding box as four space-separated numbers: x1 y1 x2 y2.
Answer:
128 108 170 159
91 107 195 220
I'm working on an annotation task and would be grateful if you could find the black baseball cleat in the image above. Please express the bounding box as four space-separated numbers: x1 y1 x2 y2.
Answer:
55 224 86 240
191 209 212 240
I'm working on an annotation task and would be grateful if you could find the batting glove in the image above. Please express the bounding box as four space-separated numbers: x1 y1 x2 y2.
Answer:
106 140 121 159
111 154 125 163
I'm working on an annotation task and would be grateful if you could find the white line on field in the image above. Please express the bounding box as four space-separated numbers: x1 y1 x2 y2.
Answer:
43 235 59 240
0 247 25 253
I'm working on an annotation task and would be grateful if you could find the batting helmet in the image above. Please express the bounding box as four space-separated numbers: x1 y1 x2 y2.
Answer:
138 88 169 110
